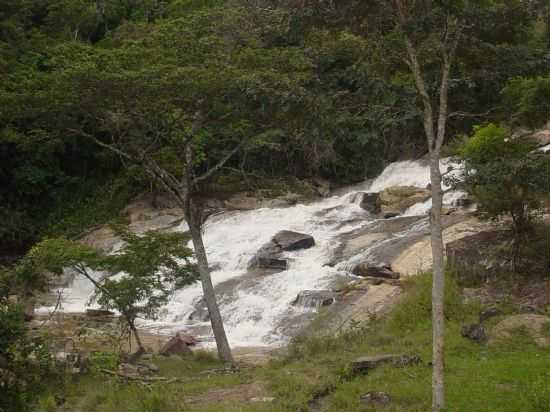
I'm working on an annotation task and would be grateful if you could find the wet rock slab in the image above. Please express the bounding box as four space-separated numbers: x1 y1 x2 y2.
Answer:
249 230 315 270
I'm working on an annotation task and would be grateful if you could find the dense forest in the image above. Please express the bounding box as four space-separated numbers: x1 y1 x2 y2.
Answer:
1 0 549 261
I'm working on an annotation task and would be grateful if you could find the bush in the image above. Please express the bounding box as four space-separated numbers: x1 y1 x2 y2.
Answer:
503 76 550 129
454 123 550 267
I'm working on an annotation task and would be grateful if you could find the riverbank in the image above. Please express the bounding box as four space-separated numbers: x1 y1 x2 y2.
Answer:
35 272 550 412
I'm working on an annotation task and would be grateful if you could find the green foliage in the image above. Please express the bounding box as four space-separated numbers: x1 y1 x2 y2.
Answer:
455 123 550 247
0 299 52 412
24 227 198 350
89 351 120 372
503 76 550 128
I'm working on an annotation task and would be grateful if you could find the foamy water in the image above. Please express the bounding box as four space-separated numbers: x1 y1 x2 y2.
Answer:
42 158 464 347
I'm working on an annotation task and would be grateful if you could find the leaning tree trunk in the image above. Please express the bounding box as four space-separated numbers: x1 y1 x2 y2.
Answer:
184 197 234 364
429 151 445 411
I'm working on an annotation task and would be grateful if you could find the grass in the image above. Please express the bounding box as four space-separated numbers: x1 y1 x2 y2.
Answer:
35 273 550 412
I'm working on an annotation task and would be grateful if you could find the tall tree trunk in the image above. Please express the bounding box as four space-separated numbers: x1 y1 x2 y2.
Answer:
184 198 234 364
429 151 445 411
128 318 145 363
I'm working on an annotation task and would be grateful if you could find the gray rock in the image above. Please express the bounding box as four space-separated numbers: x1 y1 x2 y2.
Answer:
292 290 336 308
352 263 400 279
249 231 314 270
461 323 487 343
351 354 420 373
351 192 381 214
272 230 315 251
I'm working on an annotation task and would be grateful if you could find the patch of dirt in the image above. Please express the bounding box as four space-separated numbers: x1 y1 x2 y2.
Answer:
184 380 268 406
489 314 550 347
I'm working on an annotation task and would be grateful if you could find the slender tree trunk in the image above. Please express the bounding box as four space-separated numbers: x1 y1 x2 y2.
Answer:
429 151 445 411
128 319 145 362
184 197 234 364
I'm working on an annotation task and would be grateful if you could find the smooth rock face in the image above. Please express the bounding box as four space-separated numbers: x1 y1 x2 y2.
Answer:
378 185 431 217
292 290 336 308
351 354 420 373
352 263 400 279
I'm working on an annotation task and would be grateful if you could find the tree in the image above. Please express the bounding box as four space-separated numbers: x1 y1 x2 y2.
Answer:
38 4 314 363
455 123 550 268
23 228 198 357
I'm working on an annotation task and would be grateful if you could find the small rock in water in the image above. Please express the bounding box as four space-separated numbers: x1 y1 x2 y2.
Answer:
461 323 487 343
360 391 391 405
292 290 336 308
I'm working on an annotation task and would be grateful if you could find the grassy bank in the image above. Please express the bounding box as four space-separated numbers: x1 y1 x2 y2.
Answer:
37 274 550 412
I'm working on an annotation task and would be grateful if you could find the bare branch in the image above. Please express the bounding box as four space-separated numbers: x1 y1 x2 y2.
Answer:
192 140 246 187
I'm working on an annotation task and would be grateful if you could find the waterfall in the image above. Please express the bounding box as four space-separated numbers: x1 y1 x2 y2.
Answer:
41 158 465 348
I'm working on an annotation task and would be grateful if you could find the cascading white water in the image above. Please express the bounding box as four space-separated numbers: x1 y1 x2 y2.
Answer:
42 158 465 348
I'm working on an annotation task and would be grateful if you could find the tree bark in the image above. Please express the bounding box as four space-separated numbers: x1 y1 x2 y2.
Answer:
184 197 234 364
429 151 445 411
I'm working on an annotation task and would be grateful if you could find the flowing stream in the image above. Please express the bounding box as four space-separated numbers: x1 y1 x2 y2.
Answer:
44 158 464 348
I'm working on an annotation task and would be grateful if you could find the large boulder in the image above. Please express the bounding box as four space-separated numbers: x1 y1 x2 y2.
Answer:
352 192 381 214
378 186 431 217
272 230 315 251
249 231 315 270
292 290 336 308
489 314 550 348
159 334 195 357
352 262 400 279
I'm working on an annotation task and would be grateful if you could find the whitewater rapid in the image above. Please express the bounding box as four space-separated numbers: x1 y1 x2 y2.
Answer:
43 158 464 347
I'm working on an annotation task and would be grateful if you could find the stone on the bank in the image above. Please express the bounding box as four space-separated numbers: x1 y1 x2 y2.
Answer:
352 262 400 279
85 309 115 317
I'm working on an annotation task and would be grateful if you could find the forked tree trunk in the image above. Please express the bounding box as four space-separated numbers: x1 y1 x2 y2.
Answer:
429 151 445 411
184 197 234 364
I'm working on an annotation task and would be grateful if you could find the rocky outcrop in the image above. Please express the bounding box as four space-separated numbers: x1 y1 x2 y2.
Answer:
352 192 381 214
292 291 336 308
249 231 315 270
352 262 400 279
378 186 431 218
489 314 550 348
446 230 512 285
